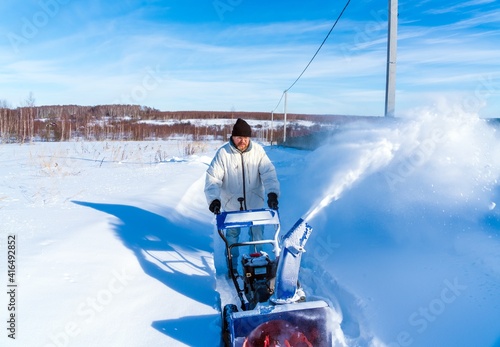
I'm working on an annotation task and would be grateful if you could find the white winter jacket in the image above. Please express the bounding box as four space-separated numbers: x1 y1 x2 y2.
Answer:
205 139 280 212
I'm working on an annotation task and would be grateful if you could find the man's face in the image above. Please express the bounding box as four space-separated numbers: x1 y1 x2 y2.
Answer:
233 136 250 151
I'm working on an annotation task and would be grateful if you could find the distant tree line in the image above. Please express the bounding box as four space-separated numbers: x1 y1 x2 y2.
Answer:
0 102 374 144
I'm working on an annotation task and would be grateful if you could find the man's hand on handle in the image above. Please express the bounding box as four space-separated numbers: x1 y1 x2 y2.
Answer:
267 193 279 210
209 199 221 214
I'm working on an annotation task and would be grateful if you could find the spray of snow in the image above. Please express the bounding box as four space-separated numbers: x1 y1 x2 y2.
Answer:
298 106 500 229
303 136 396 221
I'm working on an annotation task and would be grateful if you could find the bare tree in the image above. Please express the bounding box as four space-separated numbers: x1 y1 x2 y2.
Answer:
19 92 36 142
24 92 36 107
0 99 9 142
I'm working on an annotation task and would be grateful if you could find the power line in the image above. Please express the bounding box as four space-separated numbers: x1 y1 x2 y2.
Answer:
272 0 352 113
271 92 285 115
286 0 351 92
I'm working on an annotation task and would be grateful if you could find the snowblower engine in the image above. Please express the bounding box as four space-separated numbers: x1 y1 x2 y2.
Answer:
241 252 275 306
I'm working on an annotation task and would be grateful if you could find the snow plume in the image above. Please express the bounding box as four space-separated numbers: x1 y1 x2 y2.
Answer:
302 122 398 222
377 108 500 239
300 107 500 234
384 107 500 204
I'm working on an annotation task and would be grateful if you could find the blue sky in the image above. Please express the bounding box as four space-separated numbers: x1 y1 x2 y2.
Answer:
1 0 499 117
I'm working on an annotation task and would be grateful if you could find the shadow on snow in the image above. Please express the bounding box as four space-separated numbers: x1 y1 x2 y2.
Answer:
152 314 221 347
72 200 221 345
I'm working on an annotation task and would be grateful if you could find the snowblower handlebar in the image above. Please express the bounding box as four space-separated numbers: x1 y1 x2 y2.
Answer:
216 209 280 230
217 208 282 260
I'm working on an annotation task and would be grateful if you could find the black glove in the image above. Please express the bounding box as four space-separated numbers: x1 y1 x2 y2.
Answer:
209 199 221 214
267 193 278 210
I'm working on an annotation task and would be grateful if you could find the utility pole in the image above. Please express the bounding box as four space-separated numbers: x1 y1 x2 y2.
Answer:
270 111 274 145
283 90 288 143
385 0 398 117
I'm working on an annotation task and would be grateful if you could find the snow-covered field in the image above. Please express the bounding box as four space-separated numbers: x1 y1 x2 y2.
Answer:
1 110 500 347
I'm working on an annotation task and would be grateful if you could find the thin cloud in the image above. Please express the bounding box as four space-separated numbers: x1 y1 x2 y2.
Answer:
425 0 496 15
443 9 500 30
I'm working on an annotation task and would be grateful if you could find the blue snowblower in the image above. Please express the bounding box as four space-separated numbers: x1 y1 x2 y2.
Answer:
216 208 335 347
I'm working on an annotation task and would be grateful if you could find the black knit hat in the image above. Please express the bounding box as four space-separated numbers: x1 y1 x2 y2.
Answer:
231 118 252 137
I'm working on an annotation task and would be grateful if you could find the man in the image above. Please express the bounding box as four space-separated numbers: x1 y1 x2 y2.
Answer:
205 118 280 269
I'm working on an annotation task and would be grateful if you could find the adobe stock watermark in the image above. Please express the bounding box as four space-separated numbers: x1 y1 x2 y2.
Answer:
384 128 446 192
44 267 135 347
384 73 498 191
339 8 391 62
461 74 498 115
388 277 467 347
310 232 341 263
212 0 243 21
114 65 166 105
6 0 71 54
304 228 341 292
